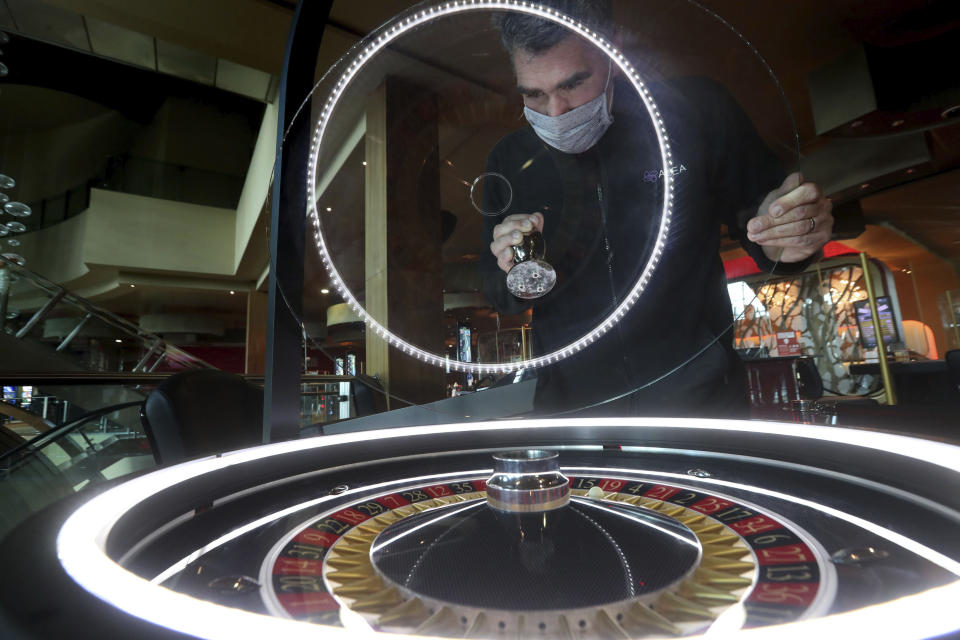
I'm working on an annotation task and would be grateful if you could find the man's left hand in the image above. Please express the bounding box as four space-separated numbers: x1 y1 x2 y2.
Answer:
747 172 834 263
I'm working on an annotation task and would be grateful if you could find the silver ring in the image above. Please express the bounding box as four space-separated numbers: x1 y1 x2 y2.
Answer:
808 217 816 234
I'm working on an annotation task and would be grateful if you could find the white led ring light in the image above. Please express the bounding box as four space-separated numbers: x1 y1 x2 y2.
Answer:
305 0 675 375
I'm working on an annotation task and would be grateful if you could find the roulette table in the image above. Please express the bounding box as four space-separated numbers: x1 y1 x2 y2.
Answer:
2 417 959 639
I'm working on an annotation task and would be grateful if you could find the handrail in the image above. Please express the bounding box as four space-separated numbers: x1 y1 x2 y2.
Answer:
0 400 143 472
101 154 244 209
0 254 217 371
0 399 53 432
18 180 93 235
18 154 244 236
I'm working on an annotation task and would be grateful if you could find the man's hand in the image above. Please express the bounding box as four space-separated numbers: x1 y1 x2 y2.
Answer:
490 212 544 273
747 172 834 263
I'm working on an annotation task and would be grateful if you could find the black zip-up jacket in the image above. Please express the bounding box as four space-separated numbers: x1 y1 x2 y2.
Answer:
479 76 807 417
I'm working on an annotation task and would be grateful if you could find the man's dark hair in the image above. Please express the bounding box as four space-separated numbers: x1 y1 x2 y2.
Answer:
493 1 614 56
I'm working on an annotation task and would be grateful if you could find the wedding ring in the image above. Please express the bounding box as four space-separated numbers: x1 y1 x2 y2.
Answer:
808 217 816 234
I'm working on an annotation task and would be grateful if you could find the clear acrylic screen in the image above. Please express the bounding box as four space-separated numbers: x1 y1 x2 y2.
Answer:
291 0 800 417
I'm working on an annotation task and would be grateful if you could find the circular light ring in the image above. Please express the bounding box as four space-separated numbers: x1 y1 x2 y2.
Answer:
56 418 960 640
305 1 674 375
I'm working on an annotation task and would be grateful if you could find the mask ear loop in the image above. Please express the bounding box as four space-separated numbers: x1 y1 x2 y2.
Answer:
602 58 615 118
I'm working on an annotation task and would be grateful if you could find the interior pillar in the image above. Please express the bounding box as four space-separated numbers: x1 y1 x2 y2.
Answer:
364 77 445 406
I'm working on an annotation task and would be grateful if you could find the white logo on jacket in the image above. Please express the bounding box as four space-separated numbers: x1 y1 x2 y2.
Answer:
644 163 687 183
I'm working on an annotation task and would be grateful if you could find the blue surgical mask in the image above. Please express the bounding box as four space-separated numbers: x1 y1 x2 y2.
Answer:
524 61 614 154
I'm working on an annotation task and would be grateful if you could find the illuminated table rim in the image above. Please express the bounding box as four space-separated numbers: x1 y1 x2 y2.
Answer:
56 417 960 640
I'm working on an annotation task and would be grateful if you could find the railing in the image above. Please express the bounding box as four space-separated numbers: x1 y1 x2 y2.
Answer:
3 394 74 429
0 400 143 473
16 180 92 234
14 154 244 239
101 154 244 210
0 372 362 539
0 400 151 540
0 255 216 373
0 372 359 431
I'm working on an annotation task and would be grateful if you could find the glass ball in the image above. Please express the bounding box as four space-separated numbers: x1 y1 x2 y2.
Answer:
4 202 31 217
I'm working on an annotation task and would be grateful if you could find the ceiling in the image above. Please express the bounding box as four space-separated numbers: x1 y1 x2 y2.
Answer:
7 0 955 177
7 0 953 147
0 0 278 101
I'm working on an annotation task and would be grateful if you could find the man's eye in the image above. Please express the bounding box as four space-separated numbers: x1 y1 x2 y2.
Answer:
561 80 582 91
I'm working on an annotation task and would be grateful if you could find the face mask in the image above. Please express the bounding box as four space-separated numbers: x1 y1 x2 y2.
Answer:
524 61 614 154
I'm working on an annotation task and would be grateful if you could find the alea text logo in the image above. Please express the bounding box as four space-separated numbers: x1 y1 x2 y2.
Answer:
643 163 686 183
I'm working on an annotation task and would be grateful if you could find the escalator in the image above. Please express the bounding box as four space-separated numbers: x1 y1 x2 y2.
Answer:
0 254 215 376
0 400 155 540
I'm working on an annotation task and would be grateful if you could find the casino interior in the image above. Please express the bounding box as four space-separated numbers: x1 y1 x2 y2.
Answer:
1 1 959 638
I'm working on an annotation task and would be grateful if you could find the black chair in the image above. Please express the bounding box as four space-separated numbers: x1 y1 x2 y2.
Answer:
794 357 824 400
353 374 390 417
141 369 264 465
945 350 960 393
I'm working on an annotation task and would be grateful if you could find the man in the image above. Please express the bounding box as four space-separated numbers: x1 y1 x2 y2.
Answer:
479 0 833 417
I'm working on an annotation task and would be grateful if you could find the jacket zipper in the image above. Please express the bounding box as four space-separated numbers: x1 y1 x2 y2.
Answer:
596 175 635 396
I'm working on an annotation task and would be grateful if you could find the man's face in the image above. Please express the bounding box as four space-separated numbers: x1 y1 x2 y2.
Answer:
513 34 611 117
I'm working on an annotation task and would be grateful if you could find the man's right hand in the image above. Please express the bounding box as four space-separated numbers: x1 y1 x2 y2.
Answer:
490 212 544 273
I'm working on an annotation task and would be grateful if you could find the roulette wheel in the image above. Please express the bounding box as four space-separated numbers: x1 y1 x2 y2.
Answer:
23 417 960 639
3 2 958 640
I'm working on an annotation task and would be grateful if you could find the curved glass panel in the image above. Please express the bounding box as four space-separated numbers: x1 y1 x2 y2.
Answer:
289 0 804 418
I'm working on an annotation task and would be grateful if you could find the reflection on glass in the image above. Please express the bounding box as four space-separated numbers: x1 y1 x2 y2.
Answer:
0 193 8 205
0 62 7 78
470 172 513 217
6 238 19 247
458 323 472 363
306 5 671 385
854 297 899 350
938 290 960 352
731 264 888 396
1 253 25 266
477 327 531 363
5 221 25 233
0 174 14 190
345 353 357 376
296 0 804 416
